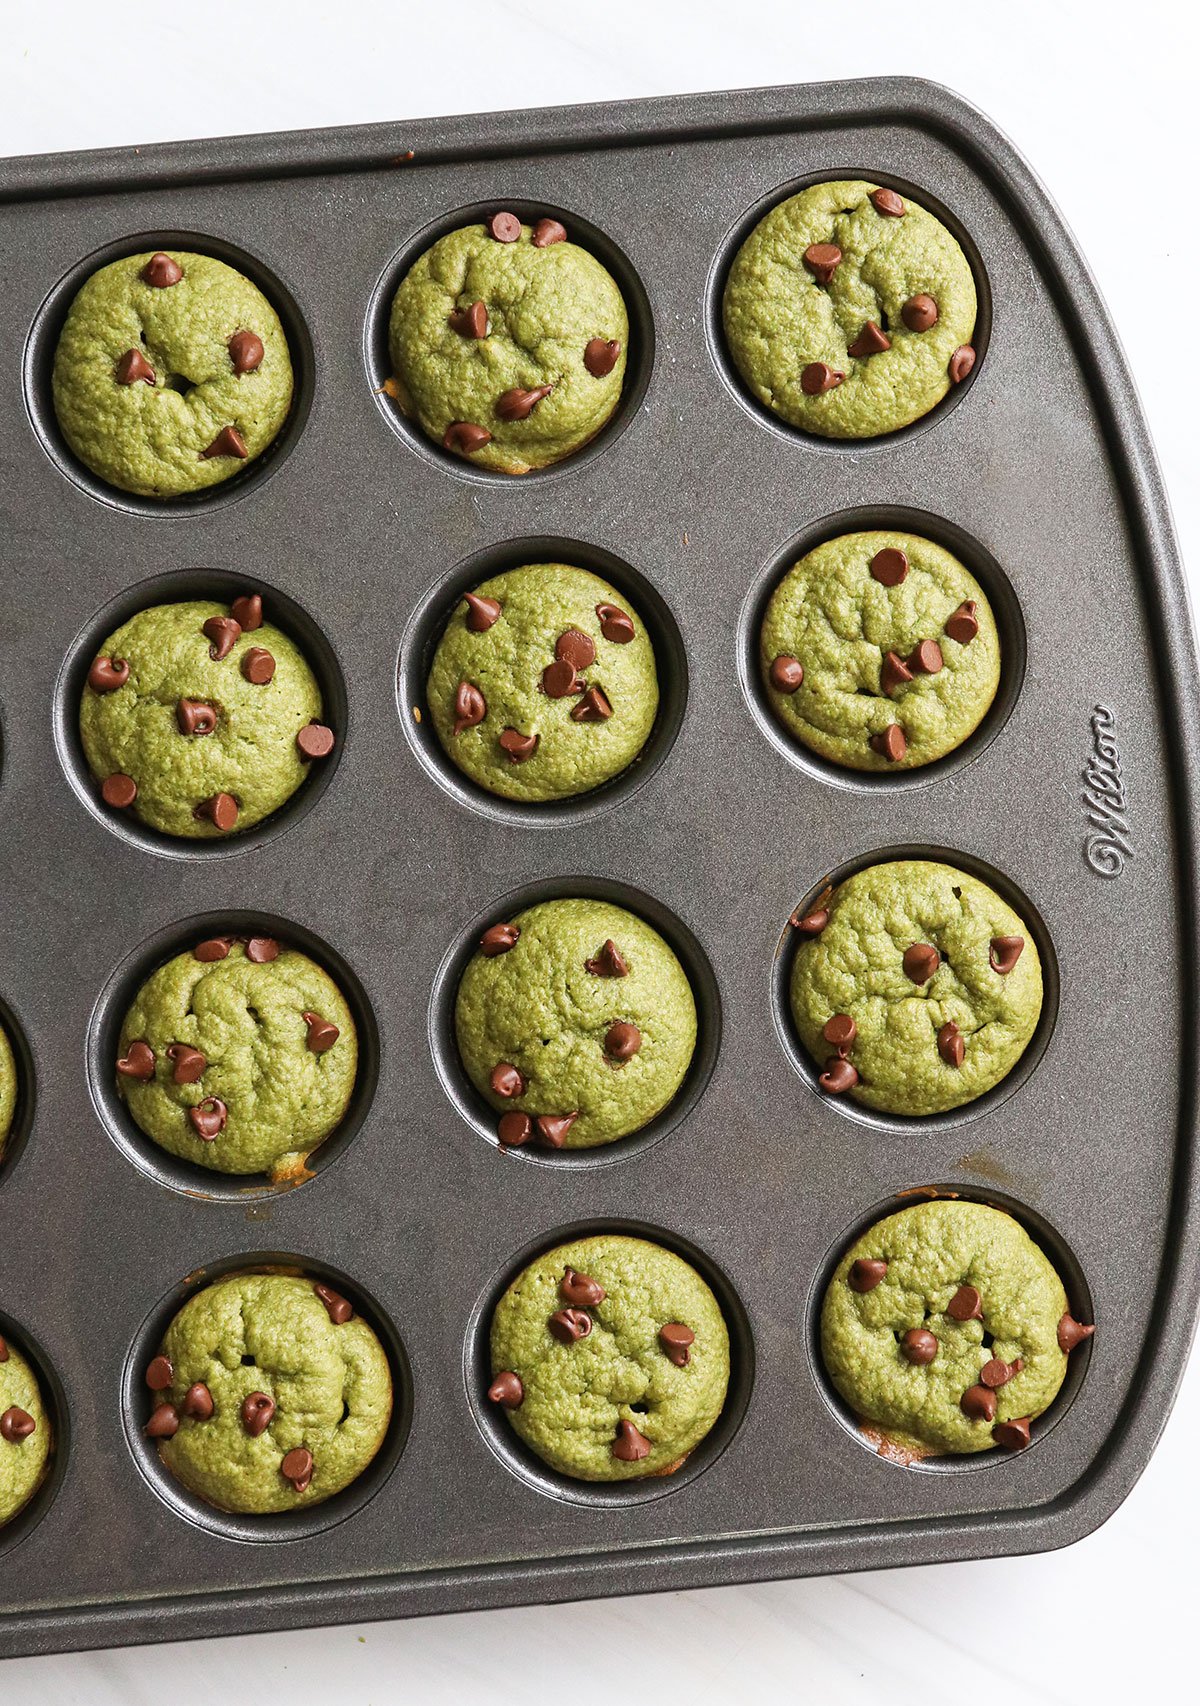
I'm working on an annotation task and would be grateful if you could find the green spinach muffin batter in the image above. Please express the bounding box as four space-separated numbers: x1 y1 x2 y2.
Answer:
723 180 977 438
489 1234 730 1480
791 860 1043 1115
144 1272 392 1513
388 213 628 473
80 593 334 839
0 1022 17 1165
822 1199 1094 1457
456 898 696 1149
53 250 293 497
427 564 658 803
0 1330 51 1528
761 531 1000 770
117 935 357 1181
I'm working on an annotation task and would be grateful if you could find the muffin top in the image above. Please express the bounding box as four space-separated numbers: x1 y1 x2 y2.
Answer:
52 250 293 496
821 1200 1090 1457
456 898 697 1149
427 565 658 803
790 860 1043 1116
80 595 333 839
760 531 1000 771
0 1022 16 1163
489 1234 730 1481
723 180 977 438
147 1272 391 1514
388 216 628 473
0 1331 51 1528
117 936 357 1180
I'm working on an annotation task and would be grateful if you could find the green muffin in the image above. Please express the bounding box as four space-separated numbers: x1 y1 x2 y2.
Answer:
489 1234 730 1481
0 1330 51 1528
456 898 696 1149
822 1200 1094 1457
723 180 977 439
80 594 334 839
791 860 1043 1115
117 936 357 1181
145 1272 392 1514
427 564 658 803
761 531 1000 770
0 1022 17 1165
53 250 293 497
388 214 628 473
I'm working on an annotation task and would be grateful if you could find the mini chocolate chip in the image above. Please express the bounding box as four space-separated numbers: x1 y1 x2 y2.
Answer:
117 1040 156 1080
980 1357 1015 1389
908 639 944 676
960 1383 997 1422
141 252 183 287
548 1308 592 1344
194 938 232 962
454 681 486 734
177 698 217 736
182 1381 214 1420
880 651 913 695
202 615 242 659
556 629 596 671
166 1043 206 1084
281 1446 314 1491
241 646 276 685
102 773 137 808
535 1112 578 1148
595 601 635 643
303 1011 340 1053
993 1416 1033 1450
487 211 521 242
870 547 909 586
1057 1313 1096 1353
989 935 1024 975
480 923 520 956
296 722 335 759
938 1022 965 1068
901 1328 938 1365
944 600 980 645
848 320 891 357
948 1284 983 1322
612 1418 651 1461
449 299 489 338
188 1096 227 1141
194 793 239 831
803 242 842 284
464 593 501 631
605 1020 641 1061
246 937 280 963
488 1371 524 1407
144 1403 179 1439
770 655 804 693
145 1355 174 1391
499 728 538 762
949 345 977 384
791 907 829 935
571 687 613 722
659 1322 695 1368
532 217 567 247
585 939 628 977
496 384 552 421
490 1062 526 1098
823 1013 857 1050
820 1056 859 1094
801 361 844 395
228 330 264 374
314 1282 353 1324
870 187 905 217
115 347 155 385
443 421 493 455
0 1336 7 1363
497 1111 533 1146
200 426 248 460
542 658 580 698
241 1392 275 1436
584 337 620 377
902 293 939 332
561 1269 606 1308
849 1258 888 1292
869 724 907 762
88 656 130 692
231 593 264 630
902 943 939 985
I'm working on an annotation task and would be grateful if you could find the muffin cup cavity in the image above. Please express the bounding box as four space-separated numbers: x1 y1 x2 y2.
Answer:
0 995 36 1192
464 1218 753 1507
24 231 314 517
397 538 687 826
0 1313 69 1558
55 567 348 860
89 911 380 1203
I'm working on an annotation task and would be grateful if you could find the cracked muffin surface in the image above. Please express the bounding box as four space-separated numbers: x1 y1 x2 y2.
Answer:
53 250 293 496
489 1235 730 1481
455 898 696 1149
723 179 977 438
0 1332 51 1528
117 937 357 1179
790 860 1042 1115
760 530 1000 771
822 1200 1085 1457
148 1273 391 1513
388 218 628 473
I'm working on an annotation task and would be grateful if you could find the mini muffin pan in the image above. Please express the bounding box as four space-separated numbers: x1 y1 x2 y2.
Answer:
0 78 1195 1656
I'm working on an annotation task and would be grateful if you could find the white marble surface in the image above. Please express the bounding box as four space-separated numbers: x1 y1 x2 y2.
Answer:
2 1 1196 1698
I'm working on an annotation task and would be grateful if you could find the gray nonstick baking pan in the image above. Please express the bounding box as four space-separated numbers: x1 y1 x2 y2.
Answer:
0 76 1195 1657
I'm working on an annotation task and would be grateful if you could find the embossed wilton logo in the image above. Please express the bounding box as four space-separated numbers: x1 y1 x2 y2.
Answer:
1083 704 1134 877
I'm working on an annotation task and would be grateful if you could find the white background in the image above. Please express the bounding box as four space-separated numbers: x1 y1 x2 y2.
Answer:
1 2 1196 1700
